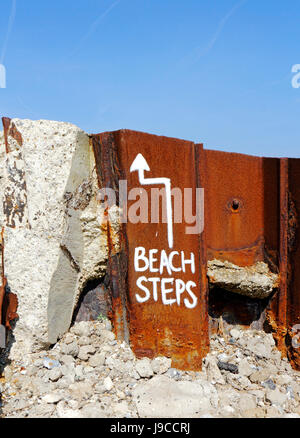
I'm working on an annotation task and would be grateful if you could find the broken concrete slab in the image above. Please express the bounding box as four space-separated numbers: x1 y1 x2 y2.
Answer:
132 375 215 417
207 259 279 299
0 119 116 358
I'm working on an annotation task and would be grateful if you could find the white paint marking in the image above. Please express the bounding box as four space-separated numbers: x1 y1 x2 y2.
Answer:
130 154 174 249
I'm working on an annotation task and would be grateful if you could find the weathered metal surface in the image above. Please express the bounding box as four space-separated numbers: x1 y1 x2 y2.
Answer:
91 130 209 370
202 149 300 370
90 132 300 370
92 132 129 343
72 277 112 323
287 159 300 369
203 150 279 268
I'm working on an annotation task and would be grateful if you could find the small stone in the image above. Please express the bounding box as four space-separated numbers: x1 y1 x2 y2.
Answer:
286 385 294 399
70 321 91 337
49 367 63 382
33 359 44 368
135 358 154 378
276 374 293 386
246 339 272 359
64 333 75 345
103 377 114 391
61 363 75 376
264 333 276 347
69 382 94 400
77 336 91 346
68 400 79 410
84 366 94 374
60 341 79 358
130 369 141 380
56 376 75 389
230 328 241 339
239 394 257 412
262 379 276 390
89 353 106 368
101 330 116 343
237 375 252 390
238 359 254 377
60 355 75 366
217 353 229 362
165 368 182 380
78 345 96 361
204 356 225 385
75 365 84 380
42 393 62 404
249 369 271 384
151 357 172 374
266 388 287 406
217 361 238 374
105 320 112 331
43 357 61 370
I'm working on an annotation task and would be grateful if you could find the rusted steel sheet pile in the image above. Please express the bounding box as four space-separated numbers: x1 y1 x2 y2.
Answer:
92 131 209 370
91 130 300 371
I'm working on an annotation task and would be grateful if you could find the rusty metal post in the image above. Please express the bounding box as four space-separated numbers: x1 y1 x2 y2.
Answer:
91 130 209 370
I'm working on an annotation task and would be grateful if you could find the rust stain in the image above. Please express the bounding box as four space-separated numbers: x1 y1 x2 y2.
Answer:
91 133 129 343
2 117 11 154
2 117 23 153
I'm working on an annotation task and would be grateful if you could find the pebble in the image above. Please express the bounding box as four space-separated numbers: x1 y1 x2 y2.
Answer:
43 357 61 370
135 358 154 378
42 393 63 404
165 368 182 380
103 377 114 391
48 367 63 382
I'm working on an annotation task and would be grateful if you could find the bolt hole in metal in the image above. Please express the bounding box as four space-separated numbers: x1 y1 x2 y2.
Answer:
227 198 242 213
231 199 240 211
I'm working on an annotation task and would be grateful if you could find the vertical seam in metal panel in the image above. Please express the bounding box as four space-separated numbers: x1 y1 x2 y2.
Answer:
195 143 209 355
279 158 289 354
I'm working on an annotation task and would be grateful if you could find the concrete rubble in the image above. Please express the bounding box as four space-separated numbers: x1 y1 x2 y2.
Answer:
0 321 299 418
0 119 118 358
207 259 279 299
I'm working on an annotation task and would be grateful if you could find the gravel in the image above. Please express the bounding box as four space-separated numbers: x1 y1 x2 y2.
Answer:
0 322 299 418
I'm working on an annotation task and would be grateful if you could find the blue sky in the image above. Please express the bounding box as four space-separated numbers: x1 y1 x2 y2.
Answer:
0 0 299 157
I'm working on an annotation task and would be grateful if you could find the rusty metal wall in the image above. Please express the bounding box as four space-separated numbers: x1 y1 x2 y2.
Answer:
203 150 300 370
90 132 300 371
203 150 279 268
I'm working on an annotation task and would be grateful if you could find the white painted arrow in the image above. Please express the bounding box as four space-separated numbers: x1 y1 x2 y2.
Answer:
130 153 173 249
